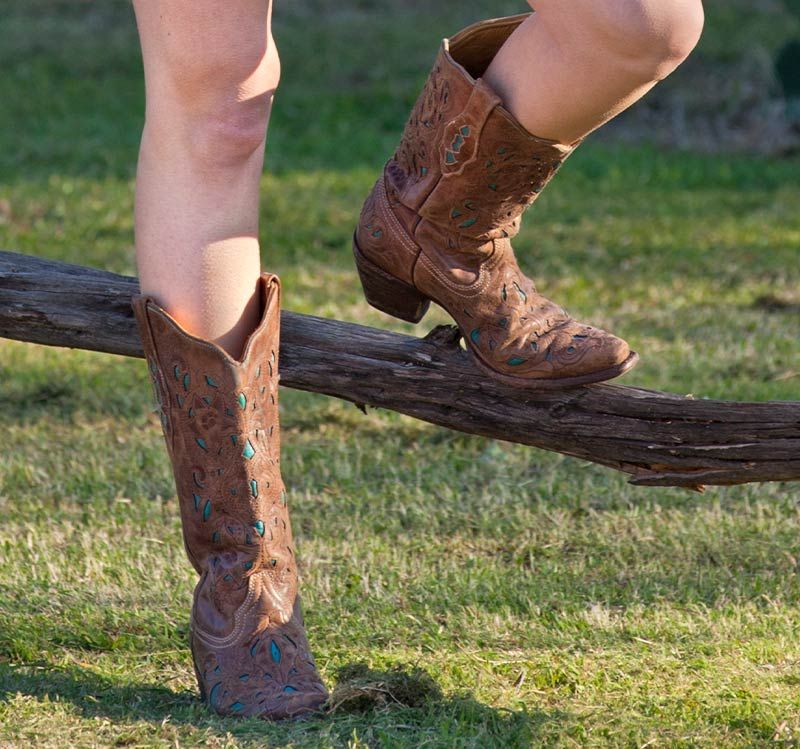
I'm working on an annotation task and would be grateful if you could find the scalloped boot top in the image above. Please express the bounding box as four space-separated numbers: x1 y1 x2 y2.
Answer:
354 13 638 388
132 274 328 720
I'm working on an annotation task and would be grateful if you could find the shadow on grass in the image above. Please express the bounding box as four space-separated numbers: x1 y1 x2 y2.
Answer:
0 658 559 748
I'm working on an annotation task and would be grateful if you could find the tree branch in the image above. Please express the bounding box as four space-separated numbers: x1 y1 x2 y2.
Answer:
1 250 798 490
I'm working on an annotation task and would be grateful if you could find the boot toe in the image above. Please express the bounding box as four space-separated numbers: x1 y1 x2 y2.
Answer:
470 319 635 386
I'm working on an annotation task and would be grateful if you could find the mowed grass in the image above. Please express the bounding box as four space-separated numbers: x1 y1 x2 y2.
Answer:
1 1 800 747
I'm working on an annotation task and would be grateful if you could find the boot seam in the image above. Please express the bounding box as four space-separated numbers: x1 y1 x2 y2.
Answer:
191 574 260 649
415 242 505 297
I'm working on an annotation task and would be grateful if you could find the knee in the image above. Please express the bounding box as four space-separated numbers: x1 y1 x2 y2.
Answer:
588 0 705 78
150 35 281 167
533 0 704 80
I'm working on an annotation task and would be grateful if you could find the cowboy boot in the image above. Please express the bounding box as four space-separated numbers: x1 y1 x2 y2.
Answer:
354 13 638 388
131 273 328 720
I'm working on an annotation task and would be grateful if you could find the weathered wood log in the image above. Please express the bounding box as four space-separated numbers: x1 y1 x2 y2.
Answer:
1 249 798 490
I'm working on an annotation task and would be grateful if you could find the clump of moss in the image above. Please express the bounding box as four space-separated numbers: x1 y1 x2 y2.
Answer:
327 662 443 713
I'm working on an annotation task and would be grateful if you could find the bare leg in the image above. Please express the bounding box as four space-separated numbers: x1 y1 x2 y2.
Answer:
132 0 279 359
484 0 705 144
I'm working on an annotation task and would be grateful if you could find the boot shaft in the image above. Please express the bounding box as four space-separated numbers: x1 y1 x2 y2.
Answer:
389 13 578 247
131 275 295 598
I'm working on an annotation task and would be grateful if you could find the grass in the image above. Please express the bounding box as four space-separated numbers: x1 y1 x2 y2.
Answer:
1 1 799 747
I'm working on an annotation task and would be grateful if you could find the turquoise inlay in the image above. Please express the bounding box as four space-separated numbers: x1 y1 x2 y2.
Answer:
488 183 498 191
176 394 184 408
238 393 247 410
545 349 554 362
182 372 190 391
445 151 456 164
497 146 508 154
486 160 494 168
507 357 526 366
269 559 278 567
202 500 212 521
270 640 281 664
420 166 428 176
250 640 260 657
283 686 298 694
243 440 255 460
202 395 212 405
451 134 464 151
209 682 222 707
225 407 234 417
243 560 253 570
458 217 477 229
214 665 221 673
188 407 195 418
223 574 232 582
498 318 508 329
173 365 181 380
245 533 252 546
193 493 201 510
372 229 383 238
230 434 238 446
514 282 528 302
212 531 220 543
250 479 258 498
470 329 480 345
450 208 462 218
567 346 576 354
531 341 539 352
460 126 470 136
230 701 245 712
205 375 219 388
239 674 250 682
254 520 265 537
196 437 208 451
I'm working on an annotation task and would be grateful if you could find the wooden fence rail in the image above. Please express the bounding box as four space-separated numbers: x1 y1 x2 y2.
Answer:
1 250 798 491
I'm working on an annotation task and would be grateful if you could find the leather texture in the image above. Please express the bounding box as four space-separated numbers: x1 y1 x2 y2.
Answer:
131 274 328 720
355 13 638 387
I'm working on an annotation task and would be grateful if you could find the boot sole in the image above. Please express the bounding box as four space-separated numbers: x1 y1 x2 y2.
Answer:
353 236 639 389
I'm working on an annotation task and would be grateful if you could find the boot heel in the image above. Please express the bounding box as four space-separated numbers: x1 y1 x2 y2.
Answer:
353 239 430 324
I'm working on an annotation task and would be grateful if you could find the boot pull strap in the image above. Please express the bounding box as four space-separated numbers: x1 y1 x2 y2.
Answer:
438 79 502 179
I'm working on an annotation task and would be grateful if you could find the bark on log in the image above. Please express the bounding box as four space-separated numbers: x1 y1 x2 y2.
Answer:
1 249 798 490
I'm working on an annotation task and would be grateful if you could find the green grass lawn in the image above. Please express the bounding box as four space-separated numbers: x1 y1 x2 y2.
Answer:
1 1 799 747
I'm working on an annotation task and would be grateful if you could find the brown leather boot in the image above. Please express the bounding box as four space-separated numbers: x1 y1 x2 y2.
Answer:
354 13 638 388
131 274 328 720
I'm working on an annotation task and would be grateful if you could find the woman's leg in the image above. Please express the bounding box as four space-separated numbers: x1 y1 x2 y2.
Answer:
132 0 280 359
484 0 705 144
130 4 328 719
